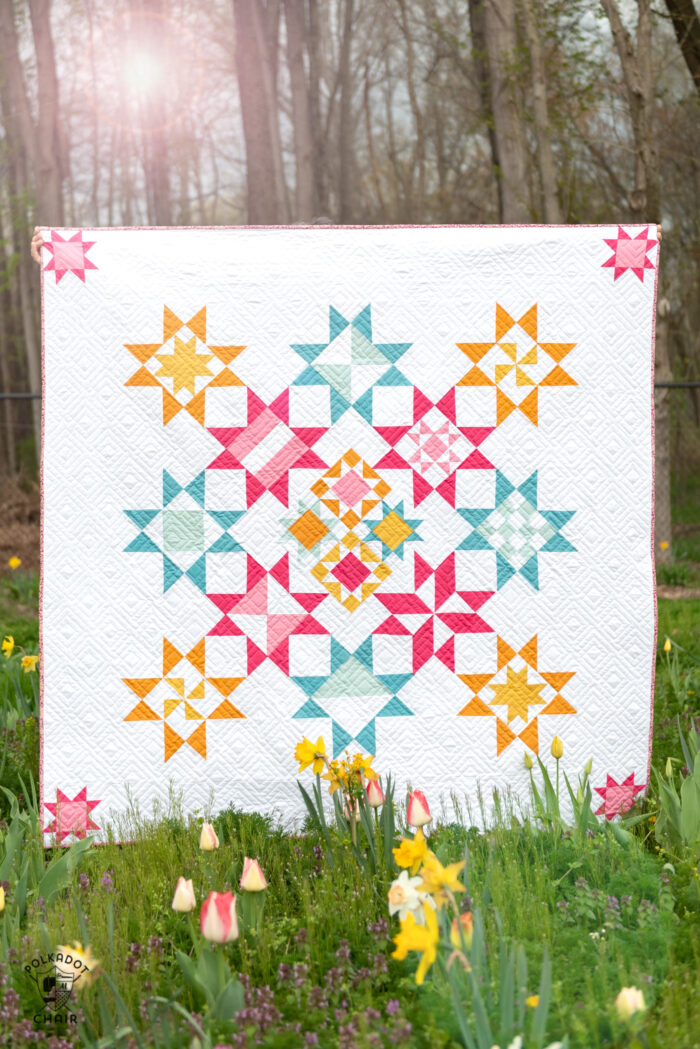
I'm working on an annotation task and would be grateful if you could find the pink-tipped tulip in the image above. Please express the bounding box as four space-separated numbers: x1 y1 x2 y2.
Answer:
171 876 196 912
240 857 267 892
366 780 385 808
407 789 432 828
200 891 238 943
199 822 219 851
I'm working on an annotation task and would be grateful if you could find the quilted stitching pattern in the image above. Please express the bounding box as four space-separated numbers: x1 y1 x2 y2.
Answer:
40 226 657 842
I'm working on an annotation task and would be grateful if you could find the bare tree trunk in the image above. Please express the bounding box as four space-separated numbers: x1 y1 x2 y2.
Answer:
364 61 386 219
135 0 172 225
600 0 660 221
307 0 329 215
284 0 316 221
0 230 17 474
0 8 41 458
482 0 530 222
27 0 66 225
233 0 289 222
338 0 355 222
468 0 503 220
520 0 561 222
663 0 700 97
601 0 667 560
655 297 673 563
397 0 425 221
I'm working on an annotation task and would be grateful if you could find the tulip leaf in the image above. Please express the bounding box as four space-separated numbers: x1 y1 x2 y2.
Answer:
212 978 244 1020
36 834 92 906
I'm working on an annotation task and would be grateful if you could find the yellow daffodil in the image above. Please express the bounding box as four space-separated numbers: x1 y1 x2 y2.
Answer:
22 655 39 674
322 758 348 794
294 736 327 775
352 752 379 782
392 904 439 985
393 827 429 875
419 854 466 906
7 556 21 570
56 941 100 990
1 636 14 660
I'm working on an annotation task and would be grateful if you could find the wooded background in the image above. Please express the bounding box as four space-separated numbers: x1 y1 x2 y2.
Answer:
0 0 699 562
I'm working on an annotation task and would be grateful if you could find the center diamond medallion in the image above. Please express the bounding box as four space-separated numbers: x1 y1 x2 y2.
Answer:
332 552 372 590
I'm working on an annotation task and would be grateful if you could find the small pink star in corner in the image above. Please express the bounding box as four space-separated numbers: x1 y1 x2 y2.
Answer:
43 787 101 843
594 773 645 820
602 225 657 282
43 230 97 284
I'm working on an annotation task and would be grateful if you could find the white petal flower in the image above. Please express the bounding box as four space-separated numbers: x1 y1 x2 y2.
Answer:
388 870 425 920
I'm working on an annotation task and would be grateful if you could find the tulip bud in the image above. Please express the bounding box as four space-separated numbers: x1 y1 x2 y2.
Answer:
615 986 646 1022
240 857 267 892
584 757 593 777
171 876 196 912
343 799 361 823
199 822 219 851
523 752 534 770
406 789 432 828
200 891 239 943
576 786 584 804
663 637 671 653
450 912 473 950
551 736 564 760
366 780 385 808
0 885 4 912
665 756 674 778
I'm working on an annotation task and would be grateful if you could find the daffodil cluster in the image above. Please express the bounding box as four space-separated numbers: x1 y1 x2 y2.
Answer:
389 825 468 984
294 735 379 800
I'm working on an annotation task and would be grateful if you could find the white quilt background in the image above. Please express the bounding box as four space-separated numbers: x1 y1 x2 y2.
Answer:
41 226 657 843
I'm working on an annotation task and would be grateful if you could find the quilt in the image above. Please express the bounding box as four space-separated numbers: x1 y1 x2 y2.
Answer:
40 225 658 844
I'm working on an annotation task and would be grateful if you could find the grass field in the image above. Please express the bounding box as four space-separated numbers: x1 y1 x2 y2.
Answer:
1 569 699 1049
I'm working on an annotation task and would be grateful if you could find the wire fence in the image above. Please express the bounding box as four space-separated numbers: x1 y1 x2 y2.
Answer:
2 383 700 401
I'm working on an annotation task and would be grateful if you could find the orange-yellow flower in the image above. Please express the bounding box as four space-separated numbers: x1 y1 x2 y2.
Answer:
294 736 327 775
419 854 466 906
392 827 429 875
450 912 473 950
22 655 39 674
7 557 21 570
392 904 439 985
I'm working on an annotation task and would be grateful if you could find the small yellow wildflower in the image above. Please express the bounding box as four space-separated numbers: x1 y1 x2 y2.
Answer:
56 942 100 990
419 854 466 906
392 904 439 985
393 827 429 875
294 736 327 775
7 556 21 570
22 655 39 674
321 759 346 795
1 636 13 660
350 752 380 782
659 541 669 551
526 994 540 1008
